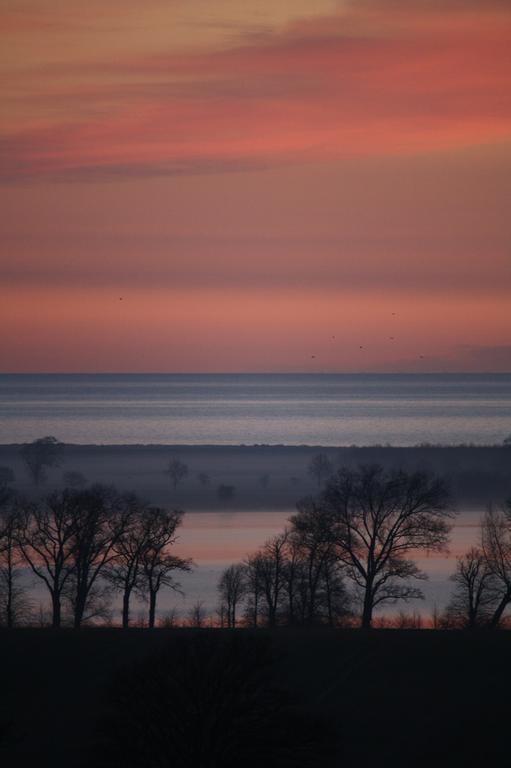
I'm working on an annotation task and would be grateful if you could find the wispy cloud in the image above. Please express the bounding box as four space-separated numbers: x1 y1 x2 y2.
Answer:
2 0 510 182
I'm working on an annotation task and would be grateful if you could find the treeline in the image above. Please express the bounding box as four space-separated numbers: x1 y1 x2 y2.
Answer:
217 465 511 630
2 441 511 630
0 483 191 628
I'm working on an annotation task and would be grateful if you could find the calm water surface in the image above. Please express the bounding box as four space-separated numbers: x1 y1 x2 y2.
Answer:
155 509 482 620
1 373 510 445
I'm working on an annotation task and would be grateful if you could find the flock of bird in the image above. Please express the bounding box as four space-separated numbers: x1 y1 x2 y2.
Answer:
116 298 425 362
309 313 425 361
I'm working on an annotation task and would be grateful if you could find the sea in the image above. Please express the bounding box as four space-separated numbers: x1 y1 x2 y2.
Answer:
2 372 510 622
1 372 510 446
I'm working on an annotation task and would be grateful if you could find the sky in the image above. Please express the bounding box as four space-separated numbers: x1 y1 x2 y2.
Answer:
1 0 510 373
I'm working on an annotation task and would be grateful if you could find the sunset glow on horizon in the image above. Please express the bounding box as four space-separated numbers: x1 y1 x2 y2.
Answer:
2 0 510 372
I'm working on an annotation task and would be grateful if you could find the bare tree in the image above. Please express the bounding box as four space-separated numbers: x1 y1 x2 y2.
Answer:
243 553 264 628
166 458 189 491
393 610 423 629
65 485 132 628
481 504 511 628
241 524 350 629
16 490 77 628
254 533 289 627
188 600 207 628
138 507 192 628
218 563 246 628
106 495 150 629
20 436 64 485
446 547 499 628
308 453 333 489
159 607 180 628
293 465 453 629
258 473 270 490
290 499 340 625
0 494 29 627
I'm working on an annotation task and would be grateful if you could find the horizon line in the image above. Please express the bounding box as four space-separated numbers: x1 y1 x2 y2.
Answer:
1 371 510 377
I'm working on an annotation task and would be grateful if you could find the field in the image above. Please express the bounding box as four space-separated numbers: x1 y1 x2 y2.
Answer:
1 443 510 509
1 627 509 767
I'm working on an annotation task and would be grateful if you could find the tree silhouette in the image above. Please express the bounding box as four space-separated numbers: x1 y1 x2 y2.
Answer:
0 492 28 627
65 485 132 628
253 533 289 628
20 436 64 485
240 526 350 629
106 495 151 629
244 553 264 628
166 457 189 491
218 563 246 628
16 489 77 628
94 634 335 768
197 472 210 486
188 600 207 628
481 503 511 628
308 453 333 489
217 484 235 502
287 503 349 626
445 547 499 628
293 465 452 628
137 507 192 628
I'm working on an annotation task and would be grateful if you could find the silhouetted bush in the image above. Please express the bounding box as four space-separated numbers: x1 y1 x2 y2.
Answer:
94 634 336 767
217 483 235 501
20 436 64 485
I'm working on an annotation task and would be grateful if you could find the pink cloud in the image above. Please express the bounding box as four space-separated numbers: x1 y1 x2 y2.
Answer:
2 1 511 182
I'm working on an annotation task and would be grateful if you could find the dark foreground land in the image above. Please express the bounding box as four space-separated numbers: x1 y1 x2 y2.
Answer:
0 628 509 767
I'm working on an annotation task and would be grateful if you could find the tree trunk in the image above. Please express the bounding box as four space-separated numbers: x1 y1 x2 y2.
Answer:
148 590 157 628
122 586 132 629
74 592 86 629
288 589 295 626
51 593 61 629
5 570 13 629
361 588 374 629
488 591 511 629
324 568 333 628
5 547 14 629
